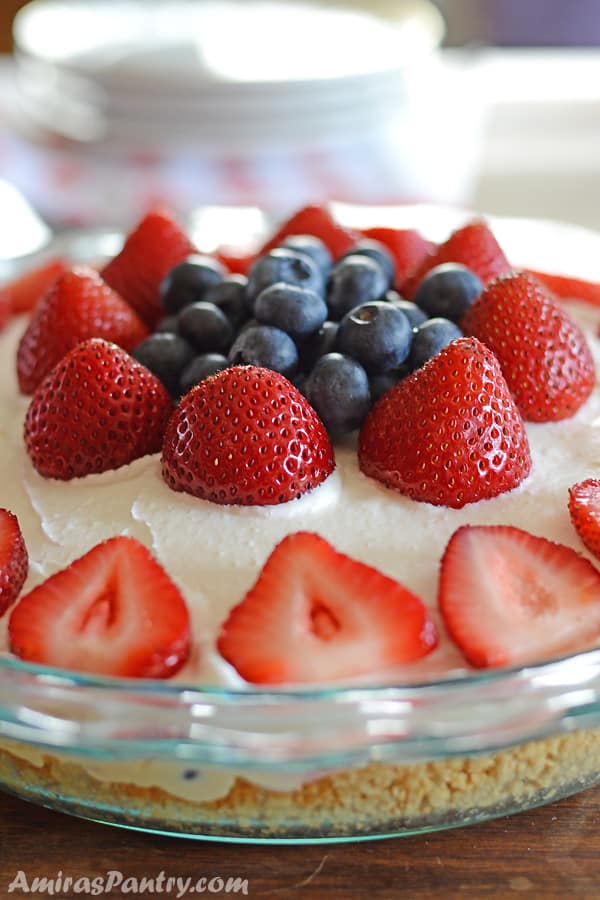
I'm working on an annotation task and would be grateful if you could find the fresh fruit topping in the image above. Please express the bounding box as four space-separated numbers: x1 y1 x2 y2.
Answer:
16 266 149 395
385 292 428 329
327 254 388 321
254 283 328 341
101 209 197 328
246 248 325 310
25 338 173 480
369 367 408 402
568 479 600 560
339 238 396 288
439 524 600 668
358 337 531 508
0 510 28 617
402 221 511 300
161 366 334 505
9 537 190 677
260 204 359 260
413 263 483 322
0 257 68 315
526 269 600 308
228 323 299 377
334 301 412 374
280 234 333 276
177 302 234 354
407 317 463 370
214 247 255 276
298 319 339 373
133 332 195 397
160 254 227 314
305 352 371 435
461 271 595 422
359 226 434 289
204 275 249 330
179 353 229 395
217 531 437 684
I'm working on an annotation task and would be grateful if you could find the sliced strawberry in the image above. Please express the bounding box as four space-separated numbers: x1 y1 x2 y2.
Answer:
101 209 197 328
461 271 595 421
25 338 173 480
401 220 511 300
217 531 437 684
568 479 600 560
0 257 68 316
439 525 600 668
359 227 435 291
0 509 28 617
9 536 190 677
526 269 600 309
259 204 359 260
16 266 149 394
358 337 531 509
162 366 334 506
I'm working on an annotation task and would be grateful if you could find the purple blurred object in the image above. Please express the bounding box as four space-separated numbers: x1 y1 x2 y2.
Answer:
488 0 600 46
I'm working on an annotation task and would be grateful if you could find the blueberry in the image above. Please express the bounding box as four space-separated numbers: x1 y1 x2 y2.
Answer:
299 320 339 373
305 353 371 435
160 255 227 314
246 249 325 309
414 263 483 323
327 255 388 321
254 283 327 341
133 333 195 396
204 275 249 329
340 239 395 288
179 353 229 395
385 292 428 330
408 318 463 370
335 301 412 374
228 324 298 377
177 302 234 353
369 367 409 402
280 235 333 276
155 315 179 334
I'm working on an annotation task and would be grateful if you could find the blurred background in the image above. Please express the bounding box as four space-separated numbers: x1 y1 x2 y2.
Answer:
1 0 600 234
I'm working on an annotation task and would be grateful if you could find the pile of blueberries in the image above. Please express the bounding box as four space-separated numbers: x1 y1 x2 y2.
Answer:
133 236 483 436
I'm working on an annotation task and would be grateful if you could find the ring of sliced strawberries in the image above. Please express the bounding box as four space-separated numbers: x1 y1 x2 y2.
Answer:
3 502 600 682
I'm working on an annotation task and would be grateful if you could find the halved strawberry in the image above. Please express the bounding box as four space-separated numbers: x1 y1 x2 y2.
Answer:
358 337 531 509
439 525 600 668
162 366 334 506
568 479 600 560
359 227 435 291
17 266 149 394
0 509 28 617
401 220 511 300
25 338 173 480
259 204 359 260
9 536 190 677
101 209 197 327
0 257 68 316
461 271 595 421
526 269 600 309
217 532 437 684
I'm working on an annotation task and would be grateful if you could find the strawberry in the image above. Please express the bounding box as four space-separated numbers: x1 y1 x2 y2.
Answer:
568 479 600 560
0 509 28 617
359 227 435 290
161 366 334 505
9 536 190 677
101 209 197 327
439 524 600 668
0 291 8 333
401 220 511 300
526 269 600 309
461 271 595 422
16 266 149 395
25 338 173 480
259 204 359 260
217 531 437 684
0 257 68 316
358 337 531 509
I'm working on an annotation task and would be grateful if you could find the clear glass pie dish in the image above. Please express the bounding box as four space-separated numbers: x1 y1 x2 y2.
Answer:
1 205 600 843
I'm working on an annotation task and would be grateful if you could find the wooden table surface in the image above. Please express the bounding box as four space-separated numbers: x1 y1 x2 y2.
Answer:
0 785 599 899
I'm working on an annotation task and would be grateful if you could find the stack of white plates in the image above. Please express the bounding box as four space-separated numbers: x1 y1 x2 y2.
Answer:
13 0 444 151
